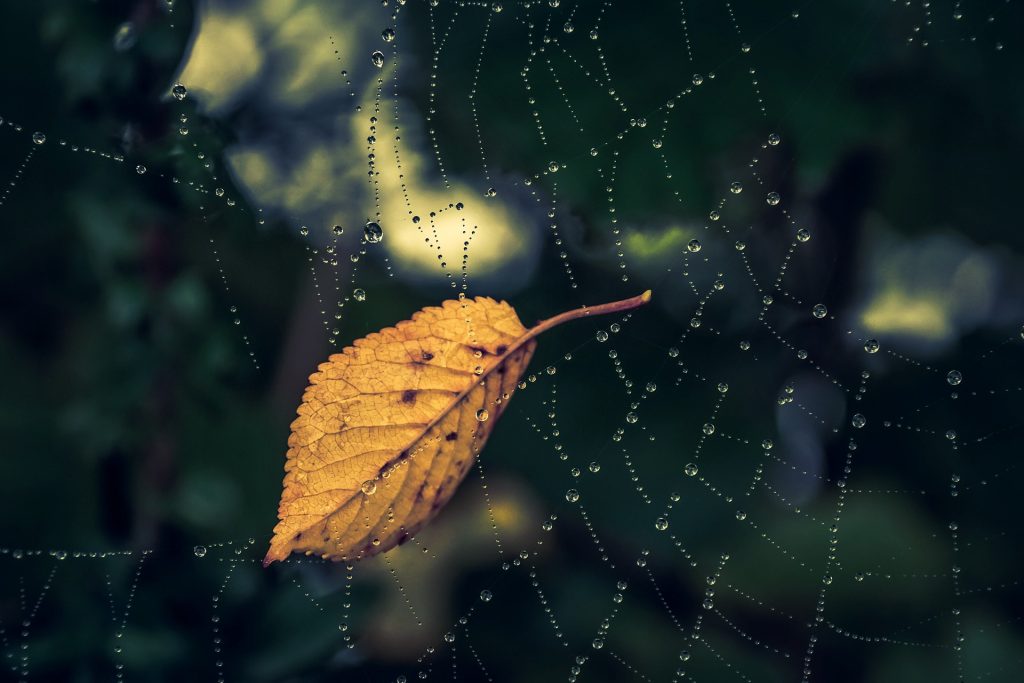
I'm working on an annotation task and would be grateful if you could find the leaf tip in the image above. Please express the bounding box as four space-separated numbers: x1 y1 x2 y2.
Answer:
262 547 283 568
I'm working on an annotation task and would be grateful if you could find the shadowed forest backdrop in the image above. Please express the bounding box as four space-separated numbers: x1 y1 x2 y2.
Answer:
1 0 1023 681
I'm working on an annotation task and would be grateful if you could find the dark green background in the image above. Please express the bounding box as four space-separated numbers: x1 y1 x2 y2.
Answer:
1 1 1022 681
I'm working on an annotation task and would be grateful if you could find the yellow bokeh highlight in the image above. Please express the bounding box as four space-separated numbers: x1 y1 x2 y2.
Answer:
860 290 951 339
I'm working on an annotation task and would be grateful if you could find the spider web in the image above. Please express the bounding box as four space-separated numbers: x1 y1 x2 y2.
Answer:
1 0 1023 682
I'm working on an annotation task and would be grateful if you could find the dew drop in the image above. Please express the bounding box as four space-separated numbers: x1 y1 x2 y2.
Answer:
370 50 385 68
364 221 383 243
946 370 962 386
32 132 46 145
171 83 188 101
194 545 207 558
476 409 490 422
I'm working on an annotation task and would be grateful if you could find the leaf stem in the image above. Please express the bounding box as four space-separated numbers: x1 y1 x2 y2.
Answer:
525 290 653 340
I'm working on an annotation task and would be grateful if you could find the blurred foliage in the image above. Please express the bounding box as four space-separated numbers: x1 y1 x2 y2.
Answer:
0 0 1023 682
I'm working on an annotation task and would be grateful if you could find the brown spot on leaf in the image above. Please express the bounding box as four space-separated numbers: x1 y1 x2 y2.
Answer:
446 431 458 441
402 389 417 404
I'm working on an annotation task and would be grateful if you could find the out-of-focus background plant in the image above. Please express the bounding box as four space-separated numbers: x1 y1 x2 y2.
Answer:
1 0 1023 681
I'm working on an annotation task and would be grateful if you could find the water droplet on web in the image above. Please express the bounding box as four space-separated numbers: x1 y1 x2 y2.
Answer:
353 288 366 302
654 517 669 531
730 181 743 194
381 27 396 42
588 462 601 473
626 412 638 424
361 480 377 495
702 423 715 435
692 74 704 86
851 413 867 428
797 228 811 242
548 161 560 173
565 489 580 503
32 132 46 145
684 463 698 477
370 51 385 68
946 430 957 441
480 589 493 602
476 409 489 422
812 303 828 318
563 21 574 33
768 133 781 146
171 83 188 101
947 370 962 386
299 226 309 237
687 239 702 253
864 339 880 353
332 225 344 236
766 191 781 206
364 221 383 243
136 165 147 175
194 545 207 558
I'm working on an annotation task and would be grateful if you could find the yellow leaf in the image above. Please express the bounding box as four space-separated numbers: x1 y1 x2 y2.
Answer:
264 290 652 565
